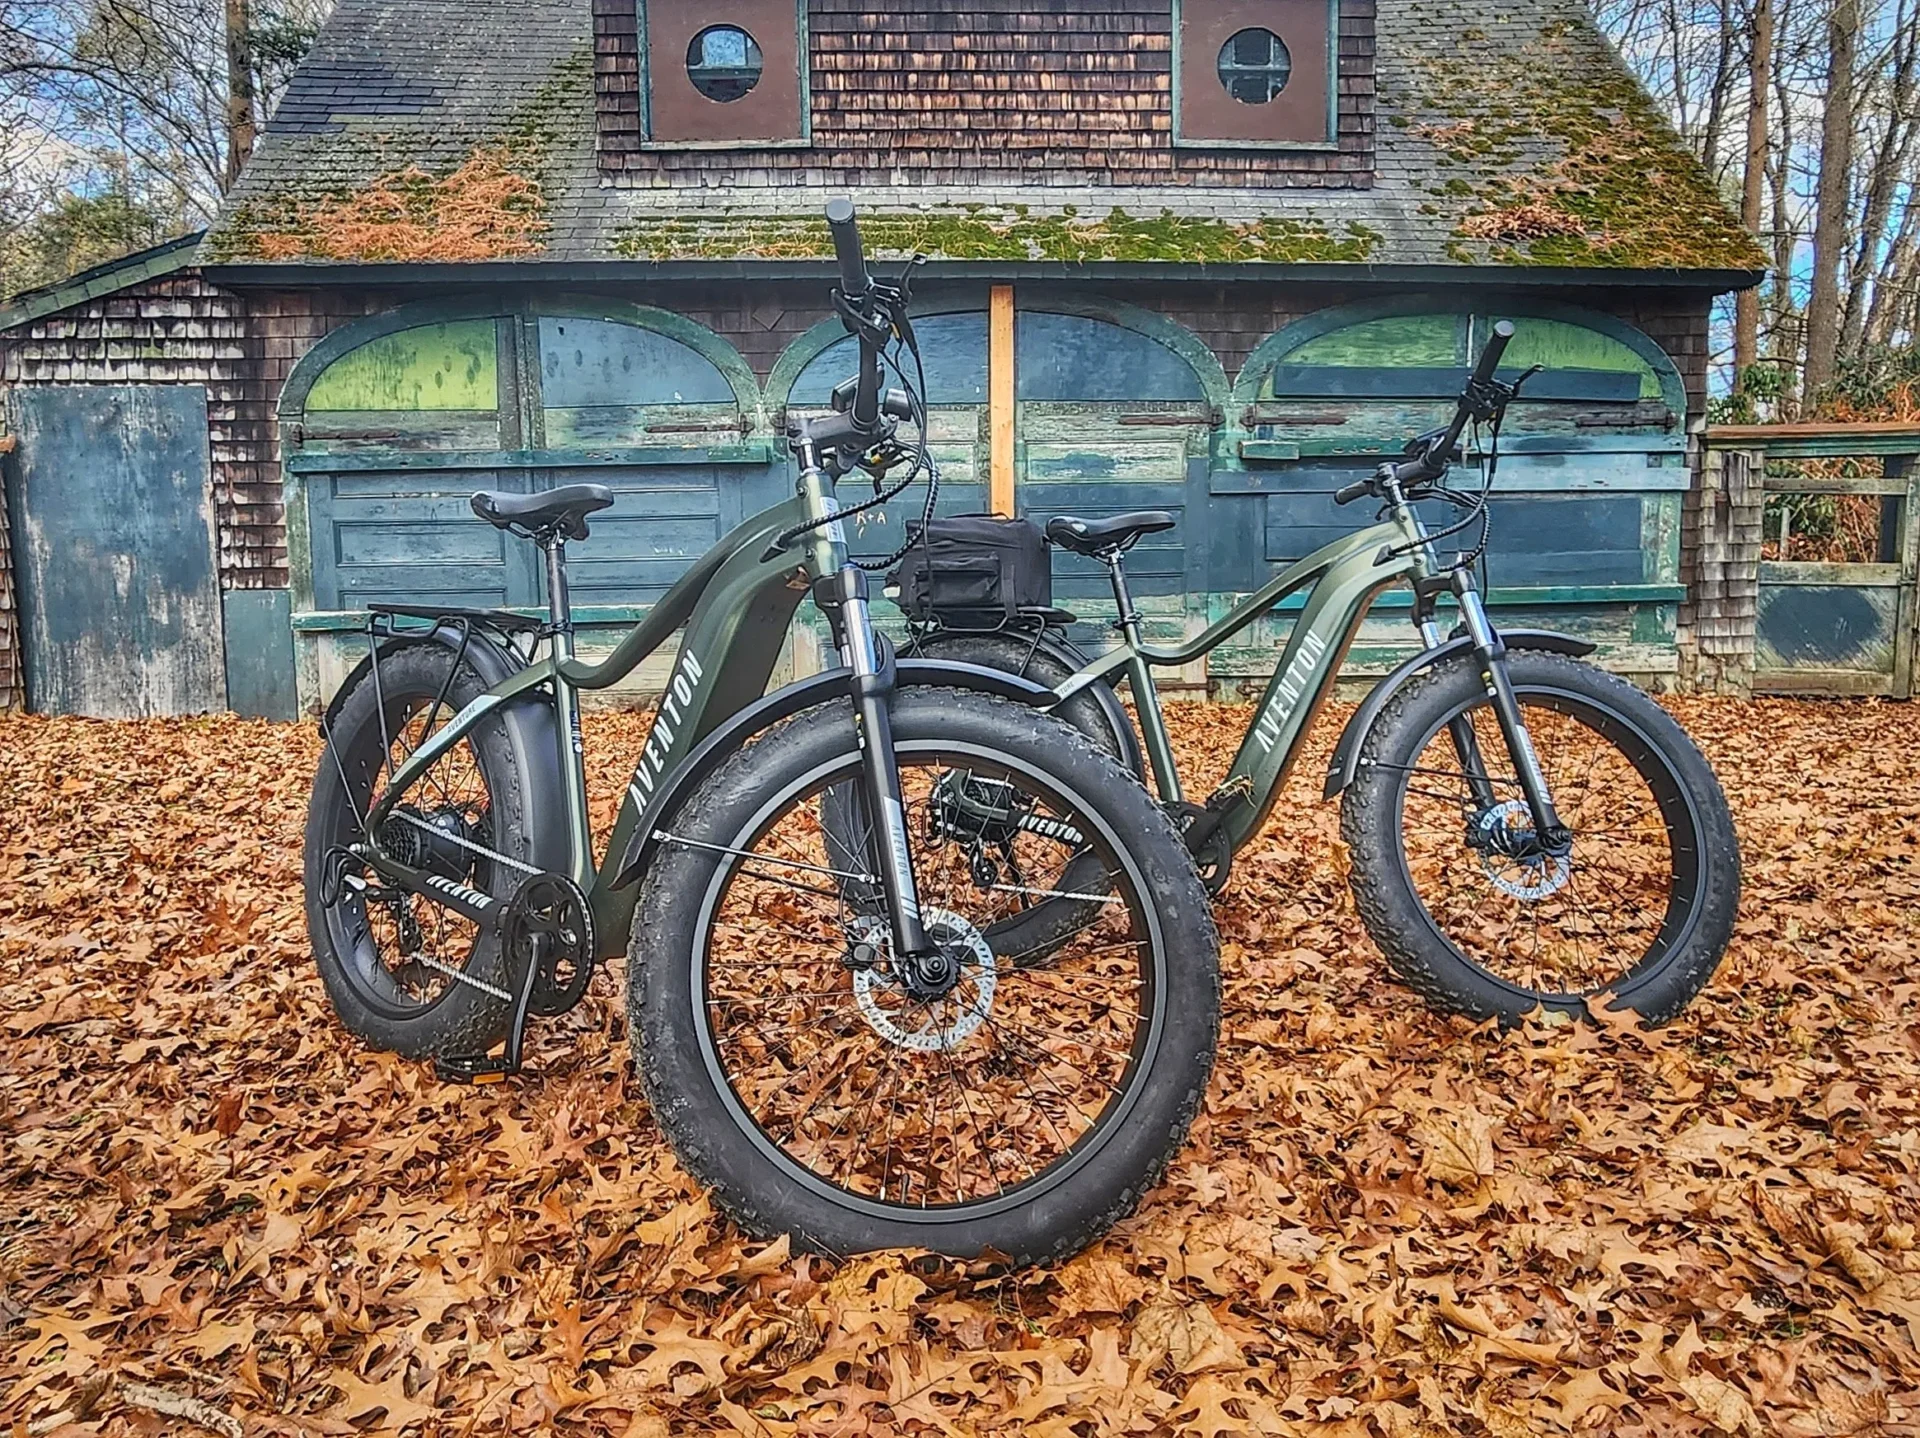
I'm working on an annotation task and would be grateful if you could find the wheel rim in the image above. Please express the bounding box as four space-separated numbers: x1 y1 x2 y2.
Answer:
1391 684 1704 1002
689 738 1167 1222
320 694 506 1017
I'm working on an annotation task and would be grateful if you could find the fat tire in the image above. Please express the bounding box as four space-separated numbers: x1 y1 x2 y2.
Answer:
629 689 1219 1265
1341 650 1739 1026
304 644 537 1059
906 630 1140 771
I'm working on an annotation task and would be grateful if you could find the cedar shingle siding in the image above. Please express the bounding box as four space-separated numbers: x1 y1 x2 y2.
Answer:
594 0 1374 185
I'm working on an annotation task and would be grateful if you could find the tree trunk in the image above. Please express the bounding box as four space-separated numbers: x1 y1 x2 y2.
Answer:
1768 54 1800 413
1802 0 1859 401
1733 0 1772 386
223 0 256 190
1840 4 1919 359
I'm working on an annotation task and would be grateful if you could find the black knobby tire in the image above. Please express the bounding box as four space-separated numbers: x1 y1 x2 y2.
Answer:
629 689 1219 1265
906 630 1142 772
1341 650 1739 1025
304 644 547 1058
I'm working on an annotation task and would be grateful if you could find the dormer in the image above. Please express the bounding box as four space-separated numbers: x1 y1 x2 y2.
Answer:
593 0 1375 187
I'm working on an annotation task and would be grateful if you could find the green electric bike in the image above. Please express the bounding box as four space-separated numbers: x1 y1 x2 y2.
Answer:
303 202 1220 1264
909 324 1740 1026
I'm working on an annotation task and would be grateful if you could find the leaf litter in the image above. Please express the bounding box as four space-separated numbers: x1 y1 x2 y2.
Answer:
1 693 1917 1435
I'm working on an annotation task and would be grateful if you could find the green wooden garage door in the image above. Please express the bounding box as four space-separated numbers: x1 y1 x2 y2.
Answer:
284 302 777 631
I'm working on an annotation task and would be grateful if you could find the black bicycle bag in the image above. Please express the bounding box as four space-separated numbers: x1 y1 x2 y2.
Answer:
891 514 1052 624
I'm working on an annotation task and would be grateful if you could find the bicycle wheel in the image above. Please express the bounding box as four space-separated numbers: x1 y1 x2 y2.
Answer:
1341 650 1739 1025
904 629 1142 772
303 643 551 1058
629 689 1219 1264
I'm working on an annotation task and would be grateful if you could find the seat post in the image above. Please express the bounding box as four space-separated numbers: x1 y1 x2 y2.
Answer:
543 537 575 657
1104 551 1145 650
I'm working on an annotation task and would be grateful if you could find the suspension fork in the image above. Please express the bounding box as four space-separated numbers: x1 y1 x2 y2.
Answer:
1448 572 1567 846
819 568 935 960
1417 613 1500 814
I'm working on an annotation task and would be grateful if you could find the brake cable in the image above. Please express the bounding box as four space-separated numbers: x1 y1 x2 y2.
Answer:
773 287 938 559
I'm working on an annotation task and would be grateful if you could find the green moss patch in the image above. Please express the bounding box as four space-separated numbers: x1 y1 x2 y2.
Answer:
611 208 1381 265
1408 26 1765 271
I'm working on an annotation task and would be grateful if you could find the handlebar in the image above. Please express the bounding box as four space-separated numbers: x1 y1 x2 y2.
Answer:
1332 321 1516 506
1436 319 1513 458
824 197 871 301
823 198 881 430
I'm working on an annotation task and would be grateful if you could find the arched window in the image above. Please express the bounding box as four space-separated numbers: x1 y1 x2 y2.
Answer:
1230 299 1689 613
1016 311 1207 402
788 313 991 408
281 302 766 622
1250 307 1679 411
300 318 504 450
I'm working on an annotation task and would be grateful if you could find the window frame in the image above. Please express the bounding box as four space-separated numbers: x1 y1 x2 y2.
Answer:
637 0 811 152
1171 0 1342 152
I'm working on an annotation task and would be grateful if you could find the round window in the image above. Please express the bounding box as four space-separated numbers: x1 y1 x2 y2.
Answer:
1217 27 1292 105
687 25 763 103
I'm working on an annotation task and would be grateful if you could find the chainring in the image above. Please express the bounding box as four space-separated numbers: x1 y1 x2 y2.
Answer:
504 872 597 1016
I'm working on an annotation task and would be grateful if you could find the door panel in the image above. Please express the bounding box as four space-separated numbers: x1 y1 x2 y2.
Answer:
7 385 223 717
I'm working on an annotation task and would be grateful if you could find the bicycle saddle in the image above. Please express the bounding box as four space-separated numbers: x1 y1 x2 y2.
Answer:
470 484 614 541
1045 511 1175 557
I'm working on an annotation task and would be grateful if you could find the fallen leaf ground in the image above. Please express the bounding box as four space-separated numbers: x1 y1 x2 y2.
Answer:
3 695 1918 1436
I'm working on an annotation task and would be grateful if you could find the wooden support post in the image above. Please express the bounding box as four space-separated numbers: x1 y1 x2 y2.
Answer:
989 283 1015 517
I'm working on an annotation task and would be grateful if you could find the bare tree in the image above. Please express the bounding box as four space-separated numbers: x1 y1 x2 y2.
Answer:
1733 0 1772 383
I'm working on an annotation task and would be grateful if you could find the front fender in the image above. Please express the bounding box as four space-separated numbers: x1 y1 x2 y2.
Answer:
1321 629 1597 799
607 657 1055 891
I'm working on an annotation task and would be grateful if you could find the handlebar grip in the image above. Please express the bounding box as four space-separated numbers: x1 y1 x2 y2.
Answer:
1333 479 1373 506
824 197 871 298
1471 320 1515 386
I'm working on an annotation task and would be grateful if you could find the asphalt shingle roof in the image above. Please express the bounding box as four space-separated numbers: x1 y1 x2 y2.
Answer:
204 0 1763 276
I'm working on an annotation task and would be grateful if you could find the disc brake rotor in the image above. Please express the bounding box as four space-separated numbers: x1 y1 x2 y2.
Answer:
1475 799 1572 900
848 907 996 1052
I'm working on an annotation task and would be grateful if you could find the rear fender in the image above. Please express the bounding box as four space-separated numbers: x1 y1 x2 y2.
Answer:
607 657 1056 891
1321 629 1598 799
322 623 571 877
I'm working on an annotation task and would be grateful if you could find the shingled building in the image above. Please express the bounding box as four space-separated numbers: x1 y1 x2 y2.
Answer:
0 0 1763 716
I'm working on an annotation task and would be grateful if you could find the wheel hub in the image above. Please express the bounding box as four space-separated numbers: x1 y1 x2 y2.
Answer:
381 805 479 882
848 908 996 1051
1473 799 1572 899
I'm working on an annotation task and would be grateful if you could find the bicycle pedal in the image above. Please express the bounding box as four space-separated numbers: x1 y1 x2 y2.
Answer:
433 1052 521 1084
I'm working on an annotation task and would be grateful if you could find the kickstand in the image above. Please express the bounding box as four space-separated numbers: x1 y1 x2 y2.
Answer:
434 938 542 1084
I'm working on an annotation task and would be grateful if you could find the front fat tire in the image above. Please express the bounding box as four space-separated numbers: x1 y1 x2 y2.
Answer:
628 690 1220 1266
1341 651 1740 1026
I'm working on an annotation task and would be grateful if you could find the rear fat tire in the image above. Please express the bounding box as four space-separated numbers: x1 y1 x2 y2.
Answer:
1340 651 1740 1026
905 630 1141 772
628 690 1220 1265
303 644 549 1059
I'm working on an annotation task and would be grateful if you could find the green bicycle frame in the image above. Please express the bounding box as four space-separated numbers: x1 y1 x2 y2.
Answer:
361 467 855 959
1054 511 1429 849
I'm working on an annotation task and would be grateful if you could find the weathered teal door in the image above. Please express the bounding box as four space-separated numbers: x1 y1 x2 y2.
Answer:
5 385 223 717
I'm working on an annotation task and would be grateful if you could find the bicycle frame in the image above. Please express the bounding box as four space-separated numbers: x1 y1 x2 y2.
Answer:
360 467 860 961
1053 510 1433 850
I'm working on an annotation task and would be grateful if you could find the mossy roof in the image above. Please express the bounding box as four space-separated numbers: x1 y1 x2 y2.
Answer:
204 0 1763 278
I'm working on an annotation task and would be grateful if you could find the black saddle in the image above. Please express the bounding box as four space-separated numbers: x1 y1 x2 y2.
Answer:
1045 510 1176 558
470 484 614 541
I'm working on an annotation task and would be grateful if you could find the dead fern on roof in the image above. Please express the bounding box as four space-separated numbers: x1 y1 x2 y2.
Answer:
243 147 547 263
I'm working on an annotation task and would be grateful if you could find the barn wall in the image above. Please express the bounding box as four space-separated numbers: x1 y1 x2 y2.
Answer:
0 276 396 710
0 268 1715 713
